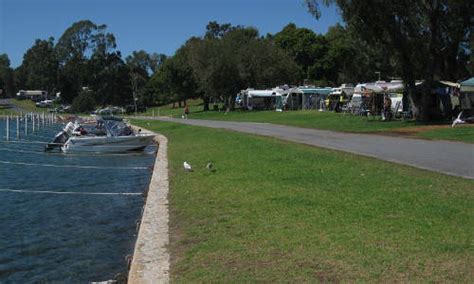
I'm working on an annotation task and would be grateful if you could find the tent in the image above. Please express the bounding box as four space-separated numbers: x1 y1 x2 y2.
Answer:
299 87 333 110
459 77 474 110
241 88 286 110
460 77 474 93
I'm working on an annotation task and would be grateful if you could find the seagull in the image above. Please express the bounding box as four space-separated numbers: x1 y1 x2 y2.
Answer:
183 161 192 172
206 162 215 172
452 111 465 128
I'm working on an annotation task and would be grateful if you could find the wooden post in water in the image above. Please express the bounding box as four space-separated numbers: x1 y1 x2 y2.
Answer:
6 116 9 141
16 116 20 140
25 114 28 136
32 114 35 132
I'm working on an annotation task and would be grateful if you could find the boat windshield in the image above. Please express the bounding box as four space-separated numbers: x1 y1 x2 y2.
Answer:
102 120 133 136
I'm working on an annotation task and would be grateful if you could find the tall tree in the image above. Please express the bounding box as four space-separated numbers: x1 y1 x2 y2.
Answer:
305 0 472 120
56 20 118 103
273 23 327 81
90 52 132 106
126 50 167 105
15 38 58 94
188 23 300 111
126 50 165 76
146 42 200 108
0 54 15 97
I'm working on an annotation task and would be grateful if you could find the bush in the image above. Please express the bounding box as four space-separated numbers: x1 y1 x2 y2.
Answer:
71 92 96 113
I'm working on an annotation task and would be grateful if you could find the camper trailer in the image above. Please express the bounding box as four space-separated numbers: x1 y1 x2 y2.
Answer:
16 90 48 101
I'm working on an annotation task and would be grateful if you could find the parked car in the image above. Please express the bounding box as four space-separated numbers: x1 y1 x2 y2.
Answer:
50 105 71 113
36 99 54 108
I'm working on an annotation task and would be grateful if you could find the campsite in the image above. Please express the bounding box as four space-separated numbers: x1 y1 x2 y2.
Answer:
0 0 472 282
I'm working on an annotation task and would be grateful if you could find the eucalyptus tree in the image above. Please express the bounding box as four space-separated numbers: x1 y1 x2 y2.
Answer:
273 23 327 81
56 20 118 103
305 0 472 120
147 42 200 108
126 50 167 106
0 54 15 97
15 38 58 94
188 23 300 111
126 50 165 77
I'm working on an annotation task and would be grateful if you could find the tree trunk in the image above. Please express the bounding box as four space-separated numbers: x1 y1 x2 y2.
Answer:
222 96 228 112
202 96 210 111
419 93 432 121
229 94 236 111
178 100 182 108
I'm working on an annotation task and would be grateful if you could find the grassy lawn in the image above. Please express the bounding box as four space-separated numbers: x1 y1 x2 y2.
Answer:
0 99 39 115
133 119 473 282
416 125 474 143
0 105 15 116
140 100 474 143
11 99 40 112
142 99 203 118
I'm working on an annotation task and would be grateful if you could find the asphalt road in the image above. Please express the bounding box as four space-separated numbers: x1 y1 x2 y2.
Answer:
0 98 22 113
139 117 474 180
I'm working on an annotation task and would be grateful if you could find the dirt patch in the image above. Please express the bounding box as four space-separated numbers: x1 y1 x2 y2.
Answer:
372 125 453 138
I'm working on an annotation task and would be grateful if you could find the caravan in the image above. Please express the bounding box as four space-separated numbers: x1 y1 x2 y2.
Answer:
16 90 48 101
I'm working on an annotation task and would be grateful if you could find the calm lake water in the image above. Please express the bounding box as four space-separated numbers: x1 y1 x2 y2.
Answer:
0 118 155 282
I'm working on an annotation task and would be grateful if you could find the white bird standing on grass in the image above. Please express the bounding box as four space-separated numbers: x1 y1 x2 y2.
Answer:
452 111 465 128
183 161 192 172
206 162 215 172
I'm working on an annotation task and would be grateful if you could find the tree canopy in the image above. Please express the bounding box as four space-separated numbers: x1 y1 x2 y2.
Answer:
0 54 14 97
305 0 472 119
145 23 300 111
6 9 471 116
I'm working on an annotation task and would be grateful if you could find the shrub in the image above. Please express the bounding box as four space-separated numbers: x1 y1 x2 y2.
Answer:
71 91 96 113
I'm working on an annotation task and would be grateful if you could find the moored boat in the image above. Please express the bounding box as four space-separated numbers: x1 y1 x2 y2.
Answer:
46 117 155 153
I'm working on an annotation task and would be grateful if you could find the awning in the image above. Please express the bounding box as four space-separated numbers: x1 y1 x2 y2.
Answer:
299 87 333 95
248 90 282 97
440 81 460 88
460 77 474 92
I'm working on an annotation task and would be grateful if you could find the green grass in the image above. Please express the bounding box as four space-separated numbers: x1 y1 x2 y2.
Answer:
138 100 474 143
417 126 474 143
133 119 473 282
0 99 40 115
10 99 38 112
0 105 15 116
142 99 203 118
144 103 419 133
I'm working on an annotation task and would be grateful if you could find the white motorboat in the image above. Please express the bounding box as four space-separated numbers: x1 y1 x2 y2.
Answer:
46 118 155 153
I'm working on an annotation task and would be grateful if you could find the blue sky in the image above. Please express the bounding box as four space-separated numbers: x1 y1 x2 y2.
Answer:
0 0 341 67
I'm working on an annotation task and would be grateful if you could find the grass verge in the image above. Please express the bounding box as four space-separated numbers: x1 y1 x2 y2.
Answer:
140 100 473 143
416 125 474 143
9 99 38 112
133 119 473 282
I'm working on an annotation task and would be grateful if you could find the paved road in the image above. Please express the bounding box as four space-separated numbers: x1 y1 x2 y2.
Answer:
138 117 474 179
0 98 22 113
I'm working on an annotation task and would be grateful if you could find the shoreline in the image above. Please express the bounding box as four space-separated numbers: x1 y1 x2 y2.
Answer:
128 127 170 283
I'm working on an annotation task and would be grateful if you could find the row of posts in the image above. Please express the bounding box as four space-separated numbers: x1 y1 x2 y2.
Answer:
3 112 57 141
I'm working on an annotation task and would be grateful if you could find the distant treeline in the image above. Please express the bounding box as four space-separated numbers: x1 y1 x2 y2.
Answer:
0 0 472 119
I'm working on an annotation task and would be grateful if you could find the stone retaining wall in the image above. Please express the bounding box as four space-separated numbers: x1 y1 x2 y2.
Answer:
128 130 170 284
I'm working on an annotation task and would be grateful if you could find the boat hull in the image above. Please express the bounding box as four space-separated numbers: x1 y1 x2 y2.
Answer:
61 134 155 153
